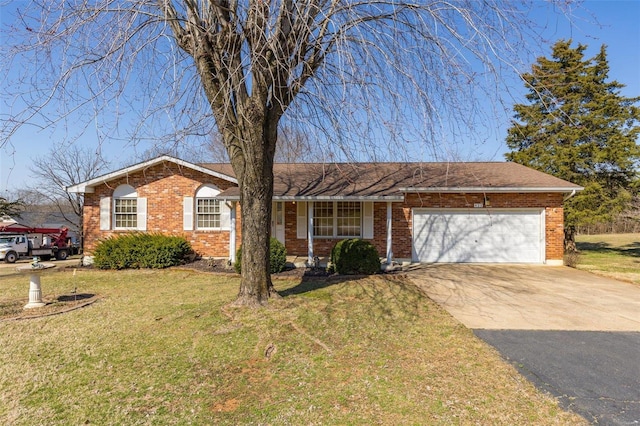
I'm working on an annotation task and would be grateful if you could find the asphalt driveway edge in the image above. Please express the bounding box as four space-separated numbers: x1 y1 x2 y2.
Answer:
474 330 640 426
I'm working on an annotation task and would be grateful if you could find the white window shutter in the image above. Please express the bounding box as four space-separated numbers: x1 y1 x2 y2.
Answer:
100 197 111 231
219 202 231 230
137 197 147 231
183 197 194 231
363 201 374 239
296 202 307 239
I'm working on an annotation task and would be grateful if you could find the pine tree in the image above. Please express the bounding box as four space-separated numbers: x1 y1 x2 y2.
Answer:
506 40 640 239
0 197 24 219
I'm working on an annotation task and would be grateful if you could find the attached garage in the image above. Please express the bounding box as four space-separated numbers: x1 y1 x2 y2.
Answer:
412 209 545 263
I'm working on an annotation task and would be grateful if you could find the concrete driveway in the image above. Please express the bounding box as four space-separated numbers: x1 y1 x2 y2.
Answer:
406 264 640 331
407 264 640 425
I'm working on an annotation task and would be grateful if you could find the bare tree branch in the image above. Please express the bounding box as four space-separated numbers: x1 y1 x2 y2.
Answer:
1 0 575 305
28 145 110 249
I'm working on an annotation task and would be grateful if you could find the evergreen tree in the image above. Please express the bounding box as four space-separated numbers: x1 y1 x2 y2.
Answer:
506 40 640 238
0 197 24 219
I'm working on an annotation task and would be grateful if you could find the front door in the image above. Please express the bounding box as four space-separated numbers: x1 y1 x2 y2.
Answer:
271 202 285 245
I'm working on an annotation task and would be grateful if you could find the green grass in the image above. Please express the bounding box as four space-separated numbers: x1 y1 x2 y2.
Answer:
0 267 585 425
575 233 640 285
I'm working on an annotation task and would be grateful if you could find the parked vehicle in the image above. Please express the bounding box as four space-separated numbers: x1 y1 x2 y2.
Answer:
0 225 71 263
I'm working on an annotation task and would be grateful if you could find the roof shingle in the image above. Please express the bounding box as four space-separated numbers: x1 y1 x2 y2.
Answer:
200 162 582 199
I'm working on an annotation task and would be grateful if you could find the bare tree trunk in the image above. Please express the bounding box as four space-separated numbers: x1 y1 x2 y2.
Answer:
230 119 280 306
235 170 276 306
564 225 577 253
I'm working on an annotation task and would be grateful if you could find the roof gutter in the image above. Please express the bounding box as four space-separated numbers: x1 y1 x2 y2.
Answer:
399 186 583 194
273 195 405 201
563 189 578 201
213 195 405 202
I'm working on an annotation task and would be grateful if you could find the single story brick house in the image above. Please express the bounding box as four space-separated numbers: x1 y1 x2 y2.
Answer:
67 155 582 266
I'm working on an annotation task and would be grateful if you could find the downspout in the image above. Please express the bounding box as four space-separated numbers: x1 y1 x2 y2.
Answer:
228 201 237 264
563 189 577 201
386 202 393 265
307 201 314 266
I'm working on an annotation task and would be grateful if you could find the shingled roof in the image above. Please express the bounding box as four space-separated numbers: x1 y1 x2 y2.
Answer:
201 162 582 200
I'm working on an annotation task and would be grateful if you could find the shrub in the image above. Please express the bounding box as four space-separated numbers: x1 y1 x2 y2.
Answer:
330 238 380 275
93 233 191 269
234 237 287 274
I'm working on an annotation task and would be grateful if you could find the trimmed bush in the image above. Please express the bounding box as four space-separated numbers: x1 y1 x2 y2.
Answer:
93 233 191 269
234 237 287 274
330 238 380 275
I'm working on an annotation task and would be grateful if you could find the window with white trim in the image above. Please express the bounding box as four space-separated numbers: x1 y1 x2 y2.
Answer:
113 184 138 229
313 202 334 237
313 201 361 238
195 185 222 230
337 201 361 236
115 198 137 228
197 198 221 228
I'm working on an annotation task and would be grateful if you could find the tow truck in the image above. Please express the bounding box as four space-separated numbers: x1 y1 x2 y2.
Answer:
0 224 71 263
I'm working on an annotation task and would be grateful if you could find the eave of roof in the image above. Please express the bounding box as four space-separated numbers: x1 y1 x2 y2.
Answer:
214 194 405 201
274 195 405 201
399 186 584 193
66 155 237 193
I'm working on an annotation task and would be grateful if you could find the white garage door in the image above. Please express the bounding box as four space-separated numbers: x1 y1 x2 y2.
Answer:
412 209 544 263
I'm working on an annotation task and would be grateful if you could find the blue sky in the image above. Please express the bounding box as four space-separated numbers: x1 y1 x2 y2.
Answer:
1 0 639 194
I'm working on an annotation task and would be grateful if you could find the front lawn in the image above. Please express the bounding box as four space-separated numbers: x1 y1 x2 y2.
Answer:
575 233 640 285
0 267 584 425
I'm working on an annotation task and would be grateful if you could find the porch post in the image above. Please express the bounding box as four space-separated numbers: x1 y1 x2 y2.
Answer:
386 202 393 264
307 201 314 265
229 201 237 263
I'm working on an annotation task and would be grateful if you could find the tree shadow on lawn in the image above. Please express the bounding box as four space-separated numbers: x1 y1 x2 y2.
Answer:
57 293 95 302
279 272 427 326
577 241 640 258
279 270 424 313
279 273 353 297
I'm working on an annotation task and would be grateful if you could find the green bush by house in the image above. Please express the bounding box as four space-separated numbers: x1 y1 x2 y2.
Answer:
330 238 380 275
234 237 287 274
93 233 192 269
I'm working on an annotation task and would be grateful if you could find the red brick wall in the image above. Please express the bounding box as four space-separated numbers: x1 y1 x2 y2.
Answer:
83 162 241 258
283 202 303 255
545 206 564 260
371 203 390 257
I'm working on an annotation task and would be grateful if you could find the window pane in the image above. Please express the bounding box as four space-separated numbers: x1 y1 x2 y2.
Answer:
197 199 221 228
313 202 333 237
275 202 283 225
337 201 361 237
114 198 137 228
